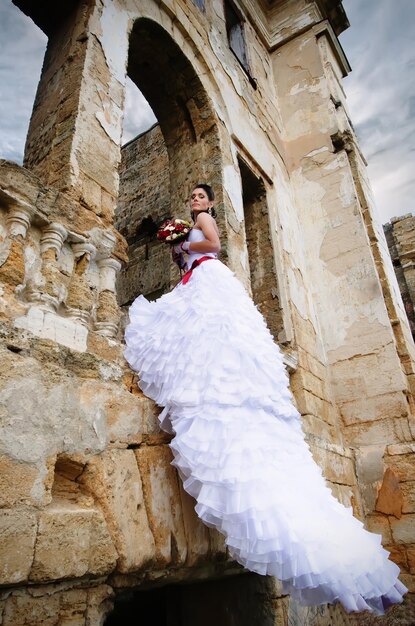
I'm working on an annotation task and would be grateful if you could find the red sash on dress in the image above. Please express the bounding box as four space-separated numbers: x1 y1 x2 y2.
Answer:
180 256 216 285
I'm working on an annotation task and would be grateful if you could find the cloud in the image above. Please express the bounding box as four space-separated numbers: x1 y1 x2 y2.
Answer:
0 4 155 160
122 77 157 144
341 0 415 223
0 3 47 163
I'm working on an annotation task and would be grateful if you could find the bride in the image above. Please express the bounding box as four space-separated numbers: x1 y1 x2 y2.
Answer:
124 184 407 615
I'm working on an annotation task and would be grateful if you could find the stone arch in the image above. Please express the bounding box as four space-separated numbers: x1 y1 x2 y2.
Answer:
116 17 224 304
128 18 223 211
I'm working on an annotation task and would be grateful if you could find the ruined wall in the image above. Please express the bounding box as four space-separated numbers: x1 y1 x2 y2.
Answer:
116 124 171 305
0 160 232 587
1 0 414 623
384 214 415 339
271 8 415 599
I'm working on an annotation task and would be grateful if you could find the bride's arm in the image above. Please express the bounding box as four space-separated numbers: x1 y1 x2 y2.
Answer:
187 213 221 254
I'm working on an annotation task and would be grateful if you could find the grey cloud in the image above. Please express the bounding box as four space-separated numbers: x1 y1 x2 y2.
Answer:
341 0 415 223
0 3 47 163
122 77 157 144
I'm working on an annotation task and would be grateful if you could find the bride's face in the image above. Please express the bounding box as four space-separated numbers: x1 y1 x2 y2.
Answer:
190 188 211 214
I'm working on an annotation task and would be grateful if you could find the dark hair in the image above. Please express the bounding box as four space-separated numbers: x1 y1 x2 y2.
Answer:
193 183 215 201
191 183 217 220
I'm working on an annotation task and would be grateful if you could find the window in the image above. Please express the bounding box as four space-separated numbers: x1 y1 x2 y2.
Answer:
224 0 250 76
193 0 205 11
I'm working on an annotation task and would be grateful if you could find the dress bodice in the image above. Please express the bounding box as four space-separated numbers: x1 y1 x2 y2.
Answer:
186 228 217 269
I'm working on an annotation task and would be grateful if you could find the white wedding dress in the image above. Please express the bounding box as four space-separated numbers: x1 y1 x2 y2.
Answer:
124 228 407 614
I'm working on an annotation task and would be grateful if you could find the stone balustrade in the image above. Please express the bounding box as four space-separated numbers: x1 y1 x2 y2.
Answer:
0 161 125 348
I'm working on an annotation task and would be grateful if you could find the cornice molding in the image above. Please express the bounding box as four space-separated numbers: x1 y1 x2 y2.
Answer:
237 0 350 68
313 20 351 76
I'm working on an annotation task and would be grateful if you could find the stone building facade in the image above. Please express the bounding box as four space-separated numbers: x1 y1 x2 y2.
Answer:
384 214 415 341
0 1 414 624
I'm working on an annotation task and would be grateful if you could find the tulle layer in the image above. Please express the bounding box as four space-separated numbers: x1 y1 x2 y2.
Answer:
124 260 407 614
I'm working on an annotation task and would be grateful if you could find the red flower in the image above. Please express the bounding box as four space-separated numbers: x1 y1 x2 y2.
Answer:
157 219 192 244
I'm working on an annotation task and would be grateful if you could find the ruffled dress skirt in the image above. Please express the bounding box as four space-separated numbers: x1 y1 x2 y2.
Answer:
124 257 407 614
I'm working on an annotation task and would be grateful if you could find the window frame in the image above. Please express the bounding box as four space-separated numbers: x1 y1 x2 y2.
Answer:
223 0 257 89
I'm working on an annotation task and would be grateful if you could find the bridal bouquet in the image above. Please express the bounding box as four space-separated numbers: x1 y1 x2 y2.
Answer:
157 218 192 244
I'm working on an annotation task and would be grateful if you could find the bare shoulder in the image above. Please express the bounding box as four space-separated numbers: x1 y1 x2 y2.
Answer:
196 212 219 234
196 212 214 225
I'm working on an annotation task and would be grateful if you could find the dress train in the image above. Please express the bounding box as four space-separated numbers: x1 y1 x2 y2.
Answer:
124 237 407 615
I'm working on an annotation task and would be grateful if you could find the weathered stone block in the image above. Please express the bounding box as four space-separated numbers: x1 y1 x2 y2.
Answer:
14 305 88 352
105 383 160 442
355 445 386 484
0 238 25 287
400 572 415 593
301 413 336 442
401 482 415 514
354 444 386 514
1 586 96 626
309 443 356 486
3 591 61 626
329 483 363 519
0 455 54 507
341 391 409 426
178 481 210 566
0 509 37 584
298 368 328 401
2 583 114 626
366 514 392 544
375 467 403 518
407 545 415 574
388 443 415 456
85 584 114 625
79 449 156 572
391 514 415 545
30 504 117 581
290 383 336 426
344 418 400 446
208 526 228 560
384 544 409 571
385 452 415 483
135 445 187 567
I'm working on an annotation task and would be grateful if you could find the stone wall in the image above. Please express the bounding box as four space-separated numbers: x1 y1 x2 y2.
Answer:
1 0 414 623
384 214 415 339
116 124 172 305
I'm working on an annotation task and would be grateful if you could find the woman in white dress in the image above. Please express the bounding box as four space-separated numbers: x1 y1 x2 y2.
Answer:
124 184 407 615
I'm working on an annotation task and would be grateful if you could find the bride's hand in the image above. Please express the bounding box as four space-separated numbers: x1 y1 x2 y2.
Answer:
171 246 186 269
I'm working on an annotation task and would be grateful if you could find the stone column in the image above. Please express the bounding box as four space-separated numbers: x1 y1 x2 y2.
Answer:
95 258 122 338
65 242 97 325
27 223 67 311
0 204 33 288
40 223 68 257
6 206 32 239
271 22 412 445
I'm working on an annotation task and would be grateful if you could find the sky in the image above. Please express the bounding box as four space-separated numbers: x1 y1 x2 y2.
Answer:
0 0 414 225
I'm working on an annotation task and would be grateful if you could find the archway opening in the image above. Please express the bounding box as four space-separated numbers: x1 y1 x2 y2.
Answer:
104 573 277 626
115 18 222 307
